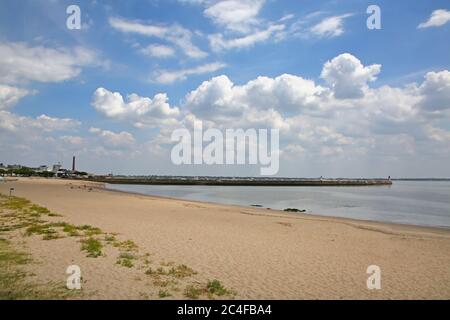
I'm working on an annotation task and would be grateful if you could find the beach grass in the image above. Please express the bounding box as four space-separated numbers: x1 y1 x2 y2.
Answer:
158 290 171 298
184 284 203 299
183 280 234 300
0 238 76 300
29 205 50 215
78 225 103 236
144 264 196 278
113 239 138 251
81 237 103 258
116 252 136 268
207 279 230 297
168 264 197 278
0 192 235 300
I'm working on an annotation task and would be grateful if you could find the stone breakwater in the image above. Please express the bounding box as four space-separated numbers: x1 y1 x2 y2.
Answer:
86 177 393 187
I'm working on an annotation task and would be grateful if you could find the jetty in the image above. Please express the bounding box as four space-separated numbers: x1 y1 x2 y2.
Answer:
87 176 392 187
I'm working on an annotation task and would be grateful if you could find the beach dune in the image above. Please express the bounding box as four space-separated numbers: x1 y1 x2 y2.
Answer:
1 178 450 299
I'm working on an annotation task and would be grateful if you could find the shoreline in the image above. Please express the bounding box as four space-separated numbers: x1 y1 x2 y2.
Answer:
102 182 450 232
1 177 450 299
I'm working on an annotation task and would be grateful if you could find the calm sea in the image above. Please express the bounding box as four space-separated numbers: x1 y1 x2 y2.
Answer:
106 181 450 228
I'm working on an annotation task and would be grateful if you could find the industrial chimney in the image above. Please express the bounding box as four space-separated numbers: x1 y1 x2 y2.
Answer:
72 156 76 172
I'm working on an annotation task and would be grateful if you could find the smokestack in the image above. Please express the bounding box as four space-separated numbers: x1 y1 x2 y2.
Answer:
72 156 76 172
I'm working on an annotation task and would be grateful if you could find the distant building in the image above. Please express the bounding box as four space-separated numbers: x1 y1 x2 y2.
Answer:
56 169 69 178
52 163 62 173
36 165 49 173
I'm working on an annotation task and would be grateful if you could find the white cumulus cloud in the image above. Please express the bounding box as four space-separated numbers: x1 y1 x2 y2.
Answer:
92 88 180 126
321 53 381 99
418 70 450 111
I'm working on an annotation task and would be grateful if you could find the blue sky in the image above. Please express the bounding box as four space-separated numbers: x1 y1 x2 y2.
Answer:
1 0 450 177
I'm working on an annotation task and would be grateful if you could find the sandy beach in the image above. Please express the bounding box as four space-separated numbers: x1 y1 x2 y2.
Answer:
1 177 450 300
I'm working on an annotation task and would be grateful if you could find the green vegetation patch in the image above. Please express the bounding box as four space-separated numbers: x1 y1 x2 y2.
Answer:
184 284 203 300
183 280 234 300
1 193 237 300
168 264 197 278
47 213 63 217
104 234 116 243
78 225 103 236
0 238 77 300
81 237 103 258
116 252 136 268
144 264 196 279
113 239 138 251
2 196 31 211
29 205 50 215
158 290 171 298
25 223 61 240
206 279 231 297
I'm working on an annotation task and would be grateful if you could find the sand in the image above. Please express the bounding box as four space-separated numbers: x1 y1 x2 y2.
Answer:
1 177 450 300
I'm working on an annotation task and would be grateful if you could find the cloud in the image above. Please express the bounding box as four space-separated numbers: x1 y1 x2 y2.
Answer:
0 85 33 110
183 73 323 127
36 114 81 131
184 75 247 119
91 88 180 126
418 70 450 111
418 9 450 29
140 44 175 58
309 14 353 38
109 17 207 58
204 0 265 34
239 74 325 113
154 62 226 84
183 0 289 52
209 24 285 51
89 127 135 147
59 135 84 145
321 53 381 99
0 42 98 84
0 111 142 169
176 53 450 158
425 125 450 142
279 14 295 22
88 53 450 175
0 111 80 133
0 111 81 166
109 17 167 37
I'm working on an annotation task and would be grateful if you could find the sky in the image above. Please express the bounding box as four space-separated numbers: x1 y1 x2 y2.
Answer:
0 0 449 178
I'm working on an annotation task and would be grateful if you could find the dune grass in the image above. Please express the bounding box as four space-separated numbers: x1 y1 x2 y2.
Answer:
158 290 171 298
81 237 103 258
183 280 234 300
116 252 136 268
0 238 76 300
1 192 236 300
